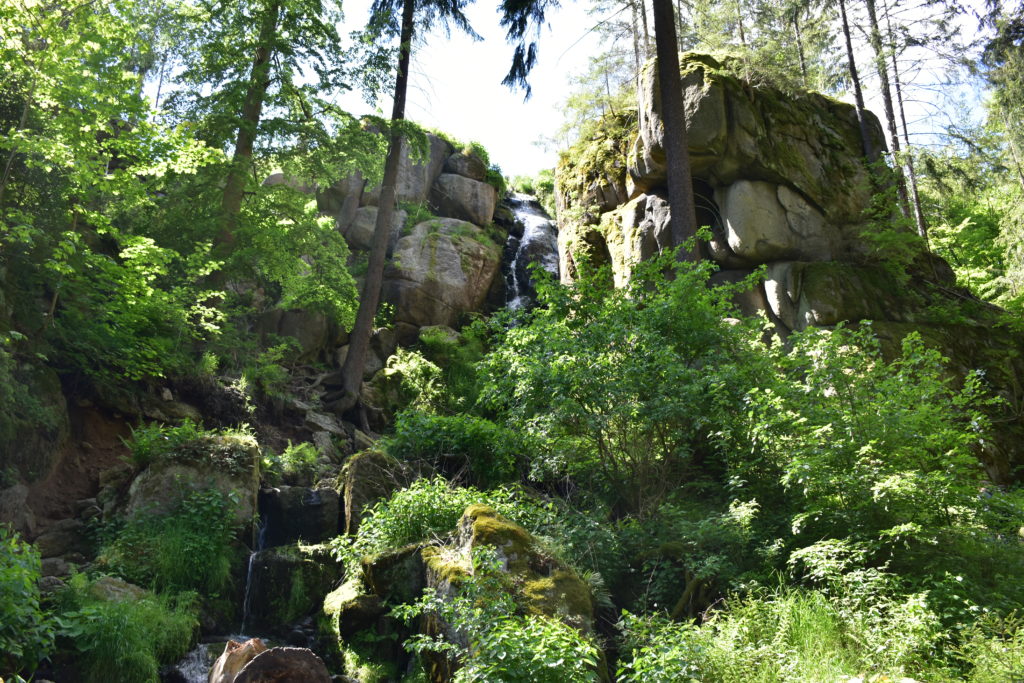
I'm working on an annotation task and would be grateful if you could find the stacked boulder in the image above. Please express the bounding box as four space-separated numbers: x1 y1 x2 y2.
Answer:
319 136 502 345
555 52 1024 483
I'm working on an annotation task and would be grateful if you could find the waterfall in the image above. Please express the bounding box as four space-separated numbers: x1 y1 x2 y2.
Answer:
239 517 267 636
503 193 559 309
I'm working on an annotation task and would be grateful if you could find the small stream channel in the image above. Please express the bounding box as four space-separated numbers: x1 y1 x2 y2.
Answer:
502 193 560 308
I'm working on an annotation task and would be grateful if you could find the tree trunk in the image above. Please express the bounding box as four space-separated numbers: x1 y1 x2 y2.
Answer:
838 0 875 161
217 0 281 250
334 0 416 415
652 0 699 259
884 3 928 241
640 0 651 58
793 9 808 87
631 2 642 75
864 0 911 219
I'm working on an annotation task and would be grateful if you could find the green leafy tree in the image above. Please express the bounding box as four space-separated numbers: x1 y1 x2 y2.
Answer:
480 253 765 515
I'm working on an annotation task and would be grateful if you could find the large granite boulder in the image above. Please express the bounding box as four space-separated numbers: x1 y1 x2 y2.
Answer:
338 205 407 253
429 174 498 226
443 152 487 182
382 218 502 329
125 433 260 527
630 53 883 232
363 134 453 206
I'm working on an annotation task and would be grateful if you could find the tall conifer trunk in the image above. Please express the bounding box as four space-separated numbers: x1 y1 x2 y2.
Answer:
885 4 928 241
838 0 874 161
651 0 698 258
218 0 281 250
864 0 911 219
335 0 416 415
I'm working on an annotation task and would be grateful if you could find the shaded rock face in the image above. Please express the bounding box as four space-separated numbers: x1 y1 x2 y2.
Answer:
125 434 261 528
233 647 331 683
243 543 343 634
382 219 502 329
260 486 340 547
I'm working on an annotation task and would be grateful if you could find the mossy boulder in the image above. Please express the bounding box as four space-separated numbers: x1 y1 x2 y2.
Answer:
382 218 503 330
631 53 884 231
125 433 260 527
452 505 595 633
244 543 342 634
338 449 414 535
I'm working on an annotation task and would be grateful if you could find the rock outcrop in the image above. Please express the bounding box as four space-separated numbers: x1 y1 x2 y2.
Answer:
555 52 1024 483
383 218 502 329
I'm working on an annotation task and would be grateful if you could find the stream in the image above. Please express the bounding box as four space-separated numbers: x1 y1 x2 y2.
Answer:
503 193 559 308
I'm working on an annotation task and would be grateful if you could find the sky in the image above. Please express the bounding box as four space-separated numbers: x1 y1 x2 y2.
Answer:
331 0 988 180
335 0 605 178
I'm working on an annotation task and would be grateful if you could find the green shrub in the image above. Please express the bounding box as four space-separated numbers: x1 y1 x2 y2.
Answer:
125 419 204 469
619 586 950 682
385 412 524 487
98 488 238 596
0 526 54 676
394 548 599 682
55 575 196 683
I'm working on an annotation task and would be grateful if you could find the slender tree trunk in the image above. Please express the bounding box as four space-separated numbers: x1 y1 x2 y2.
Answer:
676 0 685 51
793 10 808 87
631 2 642 75
838 0 875 161
864 0 911 219
884 4 928 240
735 0 747 47
640 0 651 58
217 0 281 250
652 0 699 259
335 0 416 414
0 98 31 210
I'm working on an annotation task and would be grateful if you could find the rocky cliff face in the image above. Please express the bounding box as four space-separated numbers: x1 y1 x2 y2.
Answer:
322 137 503 344
555 53 1024 483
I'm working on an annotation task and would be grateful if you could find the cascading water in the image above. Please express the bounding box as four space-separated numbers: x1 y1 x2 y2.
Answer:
503 193 559 309
239 516 268 635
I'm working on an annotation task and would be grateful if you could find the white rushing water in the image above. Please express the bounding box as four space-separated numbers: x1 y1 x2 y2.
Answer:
239 517 267 635
504 193 559 309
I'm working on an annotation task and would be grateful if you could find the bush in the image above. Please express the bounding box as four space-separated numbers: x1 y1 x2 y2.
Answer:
55 575 196 683
394 548 599 682
0 526 54 676
385 411 524 487
125 419 204 468
479 250 765 514
98 488 238 596
619 586 950 682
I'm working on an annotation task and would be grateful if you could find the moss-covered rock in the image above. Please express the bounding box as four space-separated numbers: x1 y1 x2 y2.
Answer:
125 434 260 527
338 449 414 535
243 543 342 634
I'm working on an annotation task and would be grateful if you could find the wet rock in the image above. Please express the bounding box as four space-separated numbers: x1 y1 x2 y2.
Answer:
233 646 331 683
243 543 343 633
210 638 267 683
34 518 88 558
261 486 340 547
